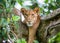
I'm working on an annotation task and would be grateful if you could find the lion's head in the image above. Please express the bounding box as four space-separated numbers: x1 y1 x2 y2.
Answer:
21 7 40 27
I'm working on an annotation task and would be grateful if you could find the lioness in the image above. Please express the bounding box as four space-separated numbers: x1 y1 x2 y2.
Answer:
21 7 40 43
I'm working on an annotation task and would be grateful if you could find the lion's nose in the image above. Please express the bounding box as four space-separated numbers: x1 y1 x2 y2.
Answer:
28 20 31 22
29 22 31 24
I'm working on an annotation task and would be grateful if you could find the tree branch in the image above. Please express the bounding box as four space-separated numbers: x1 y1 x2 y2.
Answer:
41 8 60 20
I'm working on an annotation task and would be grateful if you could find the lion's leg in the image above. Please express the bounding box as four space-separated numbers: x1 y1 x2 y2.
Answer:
28 28 36 43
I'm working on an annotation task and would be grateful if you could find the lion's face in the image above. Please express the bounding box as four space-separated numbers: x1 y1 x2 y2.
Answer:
25 10 38 26
21 7 39 27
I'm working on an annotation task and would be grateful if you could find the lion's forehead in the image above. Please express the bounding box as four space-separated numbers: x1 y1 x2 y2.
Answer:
26 10 35 15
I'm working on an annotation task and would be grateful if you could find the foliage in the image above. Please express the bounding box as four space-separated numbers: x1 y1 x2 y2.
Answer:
17 0 60 15
16 38 26 43
0 0 60 43
34 40 39 43
48 32 60 43
0 0 20 42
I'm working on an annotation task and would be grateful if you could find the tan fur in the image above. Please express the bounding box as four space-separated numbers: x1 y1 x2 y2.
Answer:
21 7 40 43
28 15 40 43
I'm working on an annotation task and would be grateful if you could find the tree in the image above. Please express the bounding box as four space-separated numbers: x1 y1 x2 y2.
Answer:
0 0 60 43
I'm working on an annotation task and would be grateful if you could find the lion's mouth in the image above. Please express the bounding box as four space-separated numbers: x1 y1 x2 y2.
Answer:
27 22 33 27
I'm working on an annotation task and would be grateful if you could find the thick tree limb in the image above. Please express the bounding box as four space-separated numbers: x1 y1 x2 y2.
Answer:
41 8 60 20
37 8 60 43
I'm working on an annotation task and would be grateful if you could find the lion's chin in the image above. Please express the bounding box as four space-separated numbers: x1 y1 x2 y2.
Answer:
27 22 33 27
27 24 33 27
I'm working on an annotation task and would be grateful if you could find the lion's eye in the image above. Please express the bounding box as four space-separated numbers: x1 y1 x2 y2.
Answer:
25 14 28 17
32 14 34 16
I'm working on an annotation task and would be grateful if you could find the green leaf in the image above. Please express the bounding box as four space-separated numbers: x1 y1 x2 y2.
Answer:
48 32 60 43
44 0 48 3
34 40 39 43
0 18 8 26
0 9 3 13
21 38 26 43
16 0 23 5
12 15 20 21
16 39 21 43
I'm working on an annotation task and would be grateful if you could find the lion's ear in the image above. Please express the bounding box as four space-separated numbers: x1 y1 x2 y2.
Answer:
21 8 27 14
34 7 40 13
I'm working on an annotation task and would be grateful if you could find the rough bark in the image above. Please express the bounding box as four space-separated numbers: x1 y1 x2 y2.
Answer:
37 8 60 43
18 8 60 43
